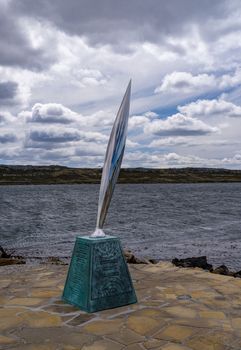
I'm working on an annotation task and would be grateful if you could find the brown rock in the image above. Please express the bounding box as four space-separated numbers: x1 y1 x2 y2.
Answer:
213 265 234 276
43 257 67 265
124 249 151 264
233 270 241 278
0 245 10 258
172 256 213 271
0 257 26 266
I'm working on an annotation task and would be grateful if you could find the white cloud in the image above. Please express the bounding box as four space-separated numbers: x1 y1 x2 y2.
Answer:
179 98 241 118
155 69 241 95
149 137 190 147
129 115 149 130
149 137 236 148
26 103 78 124
145 113 218 136
222 154 241 165
1 1 241 168
155 71 216 93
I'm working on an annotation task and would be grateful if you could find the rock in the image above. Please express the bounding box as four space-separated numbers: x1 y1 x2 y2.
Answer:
0 258 26 266
234 270 241 278
43 257 67 265
172 256 241 279
124 250 150 264
0 246 10 258
0 246 25 266
212 265 235 276
148 258 158 264
172 256 213 271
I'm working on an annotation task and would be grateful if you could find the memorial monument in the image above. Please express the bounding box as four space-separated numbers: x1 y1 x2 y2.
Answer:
62 80 137 312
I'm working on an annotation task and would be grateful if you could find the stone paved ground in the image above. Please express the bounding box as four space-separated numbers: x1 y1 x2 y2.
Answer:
1 262 241 350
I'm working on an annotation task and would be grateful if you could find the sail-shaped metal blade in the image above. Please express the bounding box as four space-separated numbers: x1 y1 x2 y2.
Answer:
92 80 131 236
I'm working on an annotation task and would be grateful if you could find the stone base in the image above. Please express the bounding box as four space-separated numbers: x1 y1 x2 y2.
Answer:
62 235 137 312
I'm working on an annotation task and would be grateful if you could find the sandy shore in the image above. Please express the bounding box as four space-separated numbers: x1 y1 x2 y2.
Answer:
1 262 241 349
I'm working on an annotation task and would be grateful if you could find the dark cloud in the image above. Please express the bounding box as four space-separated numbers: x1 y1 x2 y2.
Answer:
153 129 212 137
0 133 17 143
29 129 80 143
14 0 227 48
0 2 55 70
0 81 18 100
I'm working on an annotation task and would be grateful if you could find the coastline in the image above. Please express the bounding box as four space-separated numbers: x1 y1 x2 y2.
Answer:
1 246 241 279
1 166 241 185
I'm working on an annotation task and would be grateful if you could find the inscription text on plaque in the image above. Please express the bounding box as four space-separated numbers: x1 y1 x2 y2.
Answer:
62 235 137 312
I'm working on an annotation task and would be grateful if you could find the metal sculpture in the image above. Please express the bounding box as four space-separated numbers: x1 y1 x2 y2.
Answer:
92 80 131 237
62 80 137 312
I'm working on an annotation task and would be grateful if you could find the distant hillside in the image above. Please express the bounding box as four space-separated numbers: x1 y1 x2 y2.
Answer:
1 165 241 185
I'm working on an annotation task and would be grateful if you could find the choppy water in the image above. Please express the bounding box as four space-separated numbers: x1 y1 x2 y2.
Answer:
1 183 241 269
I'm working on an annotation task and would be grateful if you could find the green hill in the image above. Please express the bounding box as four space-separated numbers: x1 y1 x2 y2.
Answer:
1 165 241 185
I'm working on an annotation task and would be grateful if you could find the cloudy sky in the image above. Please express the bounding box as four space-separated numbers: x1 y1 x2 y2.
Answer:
1 0 241 168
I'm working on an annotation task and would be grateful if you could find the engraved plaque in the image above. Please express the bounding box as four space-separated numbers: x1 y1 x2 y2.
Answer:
91 240 132 300
62 235 137 312
62 239 90 308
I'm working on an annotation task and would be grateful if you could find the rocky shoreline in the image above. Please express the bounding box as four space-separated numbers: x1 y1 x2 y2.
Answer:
1 245 241 279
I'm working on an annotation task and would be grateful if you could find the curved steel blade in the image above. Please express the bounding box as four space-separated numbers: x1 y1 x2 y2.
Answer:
92 80 131 236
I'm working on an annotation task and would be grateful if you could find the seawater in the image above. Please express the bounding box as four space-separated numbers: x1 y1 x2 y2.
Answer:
1 183 241 269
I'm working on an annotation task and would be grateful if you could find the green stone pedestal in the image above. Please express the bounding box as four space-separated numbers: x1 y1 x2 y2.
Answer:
62 235 137 312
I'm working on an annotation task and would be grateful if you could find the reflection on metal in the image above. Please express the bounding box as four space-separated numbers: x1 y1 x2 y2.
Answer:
91 80 131 237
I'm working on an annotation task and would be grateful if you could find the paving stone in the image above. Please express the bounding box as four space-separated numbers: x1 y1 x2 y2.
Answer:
0 334 16 344
15 327 95 347
82 339 123 350
164 306 197 319
0 297 7 305
199 311 226 319
5 297 43 306
143 338 167 349
43 304 80 314
142 266 163 273
96 304 130 318
231 317 241 329
0 308 24 331
0 307 24 317
30 290 61 298
127 316 160 335
34 280 58 288
107 328 145 345
190 290 219 299
0 280 11 288
1 262 241 350
155 324 196 341
13 345 59 350
186 331 235 350
172 318 222 329
161 343 192 350
83 319 123 335
142 301 166 307
19 311 62 327
125 344 144 350
131 308 163 318
66 313 94 326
